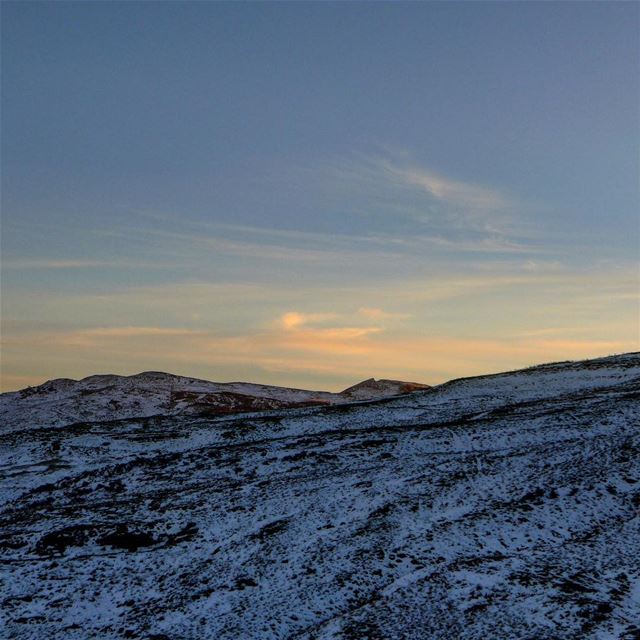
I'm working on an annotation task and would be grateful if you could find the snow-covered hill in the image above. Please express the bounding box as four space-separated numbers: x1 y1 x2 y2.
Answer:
1 353 639 639
339 378 429 401
0 372 428 433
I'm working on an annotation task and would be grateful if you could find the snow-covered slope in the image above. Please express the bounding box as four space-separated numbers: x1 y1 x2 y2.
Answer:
1 353 639 639
0 372 429 433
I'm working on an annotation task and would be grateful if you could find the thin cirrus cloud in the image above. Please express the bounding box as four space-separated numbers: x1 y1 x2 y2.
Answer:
127 226 405 266
1 259 171 270
11 158 555 297
3 262 636 338
123 153 535 267
379 159 512 211
130 218 540 262
2 326 206 349
358 307 412 320
329 153 517 223
2 223 547 292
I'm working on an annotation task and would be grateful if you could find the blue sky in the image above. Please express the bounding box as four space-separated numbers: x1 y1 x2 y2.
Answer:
2 2 639 391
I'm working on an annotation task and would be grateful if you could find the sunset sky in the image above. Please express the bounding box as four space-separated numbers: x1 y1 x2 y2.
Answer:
2 1 639 392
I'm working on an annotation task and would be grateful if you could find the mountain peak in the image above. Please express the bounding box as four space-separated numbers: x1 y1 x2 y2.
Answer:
340 378 430 400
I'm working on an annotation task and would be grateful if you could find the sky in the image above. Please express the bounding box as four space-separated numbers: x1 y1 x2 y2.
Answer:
1 1 639 392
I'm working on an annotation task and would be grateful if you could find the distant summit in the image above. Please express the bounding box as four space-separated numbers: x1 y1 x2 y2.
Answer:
340 378 430 401
0 371 430 431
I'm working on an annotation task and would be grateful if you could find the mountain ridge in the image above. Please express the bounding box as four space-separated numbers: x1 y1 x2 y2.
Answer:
0 371 431 433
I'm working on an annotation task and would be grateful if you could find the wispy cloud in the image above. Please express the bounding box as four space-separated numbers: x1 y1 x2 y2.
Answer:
136 217 542 260
517 327 599 338
279 311 339 330
3 326 205 349
78 327 203 338
123 153 542 268
125 226 405 265
358 307 412 320
1 259 169 270
327 152 523 238
380 161 512 211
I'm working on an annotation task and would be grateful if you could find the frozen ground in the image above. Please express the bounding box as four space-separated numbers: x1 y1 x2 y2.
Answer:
1 353 639 639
